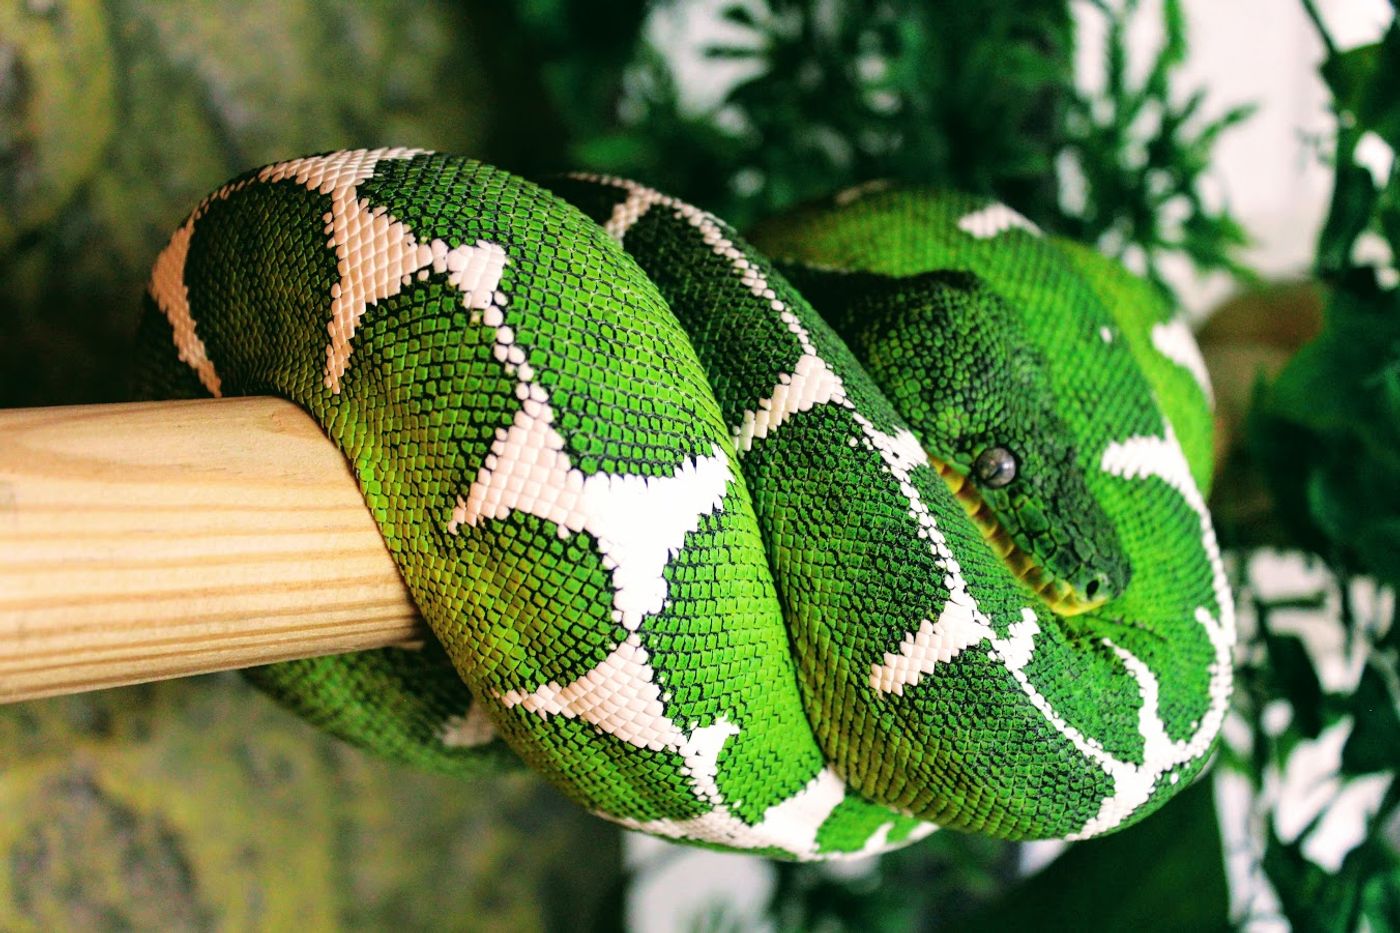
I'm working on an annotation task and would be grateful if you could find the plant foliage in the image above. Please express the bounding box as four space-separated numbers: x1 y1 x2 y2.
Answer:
1251 5 1400 594
1237 4 1400 929
510 0 1252 291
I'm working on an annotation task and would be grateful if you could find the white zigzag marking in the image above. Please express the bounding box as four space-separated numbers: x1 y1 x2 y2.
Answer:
498 631 934 857
1100 423 1234 653
851 418 991 693
449 396 732 632
149 221 223 396
257 148 428 195
1151 318 1215 405
500 634 706 754
561 174 948 855
149 147 433 396
600 183 665 239
255 149 517 394
734 332 847 453
497 631 824 848
439 702 498 748
872 604 1045 695
580 172 856 455
616 764 938 859
956 203 1041 239
868 421 1234 837
1068 423 1235 837
147 162 316 396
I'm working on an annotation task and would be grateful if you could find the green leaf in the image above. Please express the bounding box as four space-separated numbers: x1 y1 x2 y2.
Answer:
1322 24 1400 148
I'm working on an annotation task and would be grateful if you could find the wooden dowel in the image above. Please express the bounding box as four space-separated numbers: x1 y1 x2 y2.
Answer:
0 397 429 703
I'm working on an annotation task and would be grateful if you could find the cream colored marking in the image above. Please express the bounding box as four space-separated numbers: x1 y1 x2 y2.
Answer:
147 173 269 395
733 353 847 453
439 702 498 748
255 149 516 393
1100 425 1234 649
1065 424 1236 838
496 630 917 857
257 147 427 195
573 174 860 454
870 592 987 695
833 178 894 206
956 203 1041 239
600 185 665 240
615 764 937 860
1151 318 1215 405
449 389 732 632
148 223 223 396
322 196 441 390
870 605 1041 692
499 634 679 751
149 149 433 396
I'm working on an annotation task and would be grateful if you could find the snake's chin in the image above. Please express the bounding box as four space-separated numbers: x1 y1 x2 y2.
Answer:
927 455 1108 617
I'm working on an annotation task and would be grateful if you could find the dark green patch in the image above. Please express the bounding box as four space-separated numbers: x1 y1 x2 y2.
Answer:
814 795 925 855
443 512 625 695
183 177 339 399
491 702 709 825
358 156 729 479
246 646 519 778
780 261 1133 605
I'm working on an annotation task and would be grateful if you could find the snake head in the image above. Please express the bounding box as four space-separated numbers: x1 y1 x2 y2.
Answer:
778 263 1131 615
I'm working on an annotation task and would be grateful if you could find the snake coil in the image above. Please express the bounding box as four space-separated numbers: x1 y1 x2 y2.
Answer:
138 150 1233 859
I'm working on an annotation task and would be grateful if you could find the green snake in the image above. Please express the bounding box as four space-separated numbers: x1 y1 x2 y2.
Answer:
136 150 1234 860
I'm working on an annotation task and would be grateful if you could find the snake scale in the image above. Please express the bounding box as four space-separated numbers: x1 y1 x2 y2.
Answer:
135 149 1234 860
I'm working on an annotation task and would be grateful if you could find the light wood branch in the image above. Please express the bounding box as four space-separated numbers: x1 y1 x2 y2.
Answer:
0 397 428 703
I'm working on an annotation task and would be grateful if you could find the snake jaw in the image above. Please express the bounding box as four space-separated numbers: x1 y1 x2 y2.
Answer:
928 455 1109 617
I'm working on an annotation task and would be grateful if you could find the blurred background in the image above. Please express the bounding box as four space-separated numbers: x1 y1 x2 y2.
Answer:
1 0 1397 929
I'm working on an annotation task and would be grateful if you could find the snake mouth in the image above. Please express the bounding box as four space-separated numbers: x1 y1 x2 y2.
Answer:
928 455 1107 617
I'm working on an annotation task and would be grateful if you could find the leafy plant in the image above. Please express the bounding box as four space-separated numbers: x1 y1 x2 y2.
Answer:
1237 3 1400 928
1252 3 1400 592
512 0 1253 292
1055 0 1256 290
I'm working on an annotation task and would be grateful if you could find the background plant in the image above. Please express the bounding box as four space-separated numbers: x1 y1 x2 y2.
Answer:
512 0 1254 298
1237 6 1400 926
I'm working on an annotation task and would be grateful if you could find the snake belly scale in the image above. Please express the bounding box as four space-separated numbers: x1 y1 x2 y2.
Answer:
135 149 1233 859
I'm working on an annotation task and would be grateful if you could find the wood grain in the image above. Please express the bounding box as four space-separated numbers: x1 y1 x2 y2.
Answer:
0 397 429 702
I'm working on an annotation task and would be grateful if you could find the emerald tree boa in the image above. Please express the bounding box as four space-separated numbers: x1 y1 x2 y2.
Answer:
137 149 1232 859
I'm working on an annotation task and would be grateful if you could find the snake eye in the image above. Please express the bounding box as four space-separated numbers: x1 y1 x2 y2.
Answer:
974 446 1017 488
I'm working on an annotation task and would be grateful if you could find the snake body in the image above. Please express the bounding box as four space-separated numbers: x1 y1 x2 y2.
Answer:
137 150 1234 859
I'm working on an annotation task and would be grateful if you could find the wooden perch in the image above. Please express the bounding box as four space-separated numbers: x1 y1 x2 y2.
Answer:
0 397 428 703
